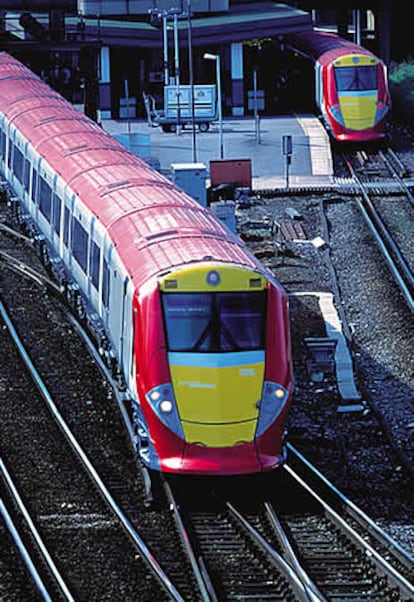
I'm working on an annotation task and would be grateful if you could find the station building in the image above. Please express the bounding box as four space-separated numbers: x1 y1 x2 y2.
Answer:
0 1 403 122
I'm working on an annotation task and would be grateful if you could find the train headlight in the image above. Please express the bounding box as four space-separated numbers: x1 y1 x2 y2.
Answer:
375 101 389 122
145 384 184 439
256 381 289 437
328 103 345 126
160 400 173 413
274 388 285 399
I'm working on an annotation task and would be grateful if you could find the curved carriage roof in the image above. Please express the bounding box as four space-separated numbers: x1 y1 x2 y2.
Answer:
0 52 269 289
288 30 378 65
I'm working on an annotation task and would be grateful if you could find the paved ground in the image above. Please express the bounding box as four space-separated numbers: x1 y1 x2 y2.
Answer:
102 114 334 190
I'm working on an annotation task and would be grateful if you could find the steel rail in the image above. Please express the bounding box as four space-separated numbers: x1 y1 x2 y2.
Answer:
344 156 414 313
0 458 74 602
227 502 321 602
380 149 414 207
0 299 185 602
164 480 217 602
286 444 414 598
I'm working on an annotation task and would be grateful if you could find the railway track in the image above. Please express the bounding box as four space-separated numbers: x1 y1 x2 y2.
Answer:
165 477 311 601
0 299 188 601
340 149 414 313
165 447 414 602
3 239 410 601
1 162 413 599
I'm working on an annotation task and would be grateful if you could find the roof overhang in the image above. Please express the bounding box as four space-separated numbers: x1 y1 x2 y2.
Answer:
67 2 312 48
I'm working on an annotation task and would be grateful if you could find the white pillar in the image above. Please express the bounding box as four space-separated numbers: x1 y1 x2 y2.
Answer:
99 46 111 120
353 9 361 46
231 42 244 117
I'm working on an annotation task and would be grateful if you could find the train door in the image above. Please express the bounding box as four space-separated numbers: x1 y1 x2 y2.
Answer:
315 61 323 114
51 173 62 253
105 247 130 367
120 277 133 383
88 217 106 315
101 241 112 333
22 141 30 209
62 191 76 269
0 116 5 171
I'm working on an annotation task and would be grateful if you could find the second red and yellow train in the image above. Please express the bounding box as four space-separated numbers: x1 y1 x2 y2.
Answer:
286 30 391 142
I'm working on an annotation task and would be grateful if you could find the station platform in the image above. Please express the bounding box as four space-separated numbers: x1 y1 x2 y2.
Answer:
102 114 335 191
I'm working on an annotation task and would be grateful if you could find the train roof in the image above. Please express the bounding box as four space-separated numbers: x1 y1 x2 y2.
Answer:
287 30 380 65
0 52 268 290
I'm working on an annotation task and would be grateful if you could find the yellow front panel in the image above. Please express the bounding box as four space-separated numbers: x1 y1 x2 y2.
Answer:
159 264 266 293
333 54 379 68
183 420 257 447
169 355 264 447
333 53 379 131
338 93 377 130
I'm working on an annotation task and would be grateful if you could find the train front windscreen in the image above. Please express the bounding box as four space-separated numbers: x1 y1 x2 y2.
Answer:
334 64 378 92
161 291 266 353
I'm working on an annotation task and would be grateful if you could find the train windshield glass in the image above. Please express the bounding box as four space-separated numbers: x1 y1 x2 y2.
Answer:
161 291 266 352
334 65 377 92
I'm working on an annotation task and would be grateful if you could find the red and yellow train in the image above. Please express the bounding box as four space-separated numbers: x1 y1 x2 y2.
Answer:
0 52 293 476
286 30 391 142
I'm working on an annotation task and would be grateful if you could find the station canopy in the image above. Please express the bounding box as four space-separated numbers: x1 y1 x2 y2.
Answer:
72 2 312 48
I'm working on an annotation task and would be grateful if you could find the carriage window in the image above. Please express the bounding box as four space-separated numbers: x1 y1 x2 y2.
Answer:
162 291 266 352
72 218 88 271
90 240 100 289
31 169 38 202
52 194 61 234
63 206 70 247
13 147 24 183
39 177 52 221
7 140 13 169
102 259 110 307
0 130 4 160
23 159 30 192
334 65 378 92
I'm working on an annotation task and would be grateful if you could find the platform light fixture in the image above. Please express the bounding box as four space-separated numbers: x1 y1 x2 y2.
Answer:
203 52 223 159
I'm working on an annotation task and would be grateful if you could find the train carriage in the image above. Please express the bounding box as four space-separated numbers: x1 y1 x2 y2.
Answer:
286 30 391 142
0 52 293 476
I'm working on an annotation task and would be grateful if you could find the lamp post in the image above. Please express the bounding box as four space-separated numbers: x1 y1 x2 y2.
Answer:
187 0 197 162
203 52 223 159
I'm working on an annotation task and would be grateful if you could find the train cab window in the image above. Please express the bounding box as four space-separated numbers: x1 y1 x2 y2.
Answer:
72 218 88 271
90 240 100 289
39 177 52 221
334 65 377 92
161 291 266 353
